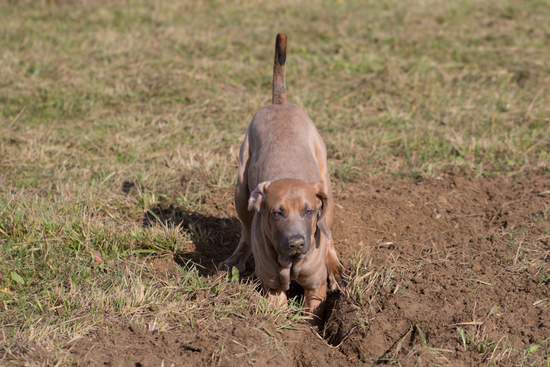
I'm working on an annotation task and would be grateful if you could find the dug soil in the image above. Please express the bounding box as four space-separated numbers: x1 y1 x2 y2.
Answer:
68 168 550 366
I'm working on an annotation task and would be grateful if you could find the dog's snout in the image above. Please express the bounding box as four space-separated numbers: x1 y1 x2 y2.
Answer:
287 235 306 252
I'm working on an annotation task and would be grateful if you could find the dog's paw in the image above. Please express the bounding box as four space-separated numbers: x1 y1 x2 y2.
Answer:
327 263 350 292
217 261 231 272
218 258 246 274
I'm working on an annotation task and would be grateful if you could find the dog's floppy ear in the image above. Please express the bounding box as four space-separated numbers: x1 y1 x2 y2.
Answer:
248 181 271 212
312 183 330 240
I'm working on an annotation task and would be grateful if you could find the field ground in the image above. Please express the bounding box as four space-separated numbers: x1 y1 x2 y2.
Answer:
1 0 550 366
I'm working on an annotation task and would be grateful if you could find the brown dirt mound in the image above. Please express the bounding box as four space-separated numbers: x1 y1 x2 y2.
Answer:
67 168 550 366
326 168 550 365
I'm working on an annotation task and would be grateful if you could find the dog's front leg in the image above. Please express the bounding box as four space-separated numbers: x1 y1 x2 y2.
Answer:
264 285 287 307
278 266 291 291
326 237 349 291
277 254 292 291
304 281 327 327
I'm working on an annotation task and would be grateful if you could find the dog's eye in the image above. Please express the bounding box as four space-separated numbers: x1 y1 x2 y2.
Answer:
304 209 314 216
272 211 283 218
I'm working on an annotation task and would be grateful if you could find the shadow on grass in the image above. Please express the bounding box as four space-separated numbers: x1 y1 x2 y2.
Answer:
142 204 245 277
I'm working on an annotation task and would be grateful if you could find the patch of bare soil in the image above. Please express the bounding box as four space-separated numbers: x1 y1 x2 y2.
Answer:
68 168 550 366
67 321 292 367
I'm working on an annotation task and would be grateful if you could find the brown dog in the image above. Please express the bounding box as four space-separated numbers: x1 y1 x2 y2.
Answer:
220 33 347 324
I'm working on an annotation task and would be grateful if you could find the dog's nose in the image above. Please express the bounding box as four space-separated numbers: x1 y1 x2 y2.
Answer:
287 235 306 252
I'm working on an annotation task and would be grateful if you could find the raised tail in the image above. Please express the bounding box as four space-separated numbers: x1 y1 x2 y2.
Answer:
272 33 287 105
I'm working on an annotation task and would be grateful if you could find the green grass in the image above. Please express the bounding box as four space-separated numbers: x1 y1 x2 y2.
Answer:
0 188 306 361
1 0 550 365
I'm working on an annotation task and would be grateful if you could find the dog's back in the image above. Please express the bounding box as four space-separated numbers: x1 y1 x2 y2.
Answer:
244 34 328 191
246 104 324 190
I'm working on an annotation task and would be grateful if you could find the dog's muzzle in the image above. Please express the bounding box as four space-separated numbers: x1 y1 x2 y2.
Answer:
284 234 309 256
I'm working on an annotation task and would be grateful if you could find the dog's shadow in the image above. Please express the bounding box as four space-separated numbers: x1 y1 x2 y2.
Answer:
142 203 307 299
143 204 249 277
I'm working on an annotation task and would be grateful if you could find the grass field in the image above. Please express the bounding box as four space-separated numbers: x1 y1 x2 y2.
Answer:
1 0 550 365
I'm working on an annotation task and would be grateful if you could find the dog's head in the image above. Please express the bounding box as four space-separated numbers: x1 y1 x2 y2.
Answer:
248 178 330 259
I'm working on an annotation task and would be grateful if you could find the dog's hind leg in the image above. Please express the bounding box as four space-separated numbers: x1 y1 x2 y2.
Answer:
219 180 253 274
219 136 253 273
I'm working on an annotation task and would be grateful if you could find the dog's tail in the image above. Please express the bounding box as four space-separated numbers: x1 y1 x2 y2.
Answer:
272 33 287 105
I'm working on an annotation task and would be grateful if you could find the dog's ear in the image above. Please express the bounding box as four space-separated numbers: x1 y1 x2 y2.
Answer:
248 181 270 212
312 183 330 240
